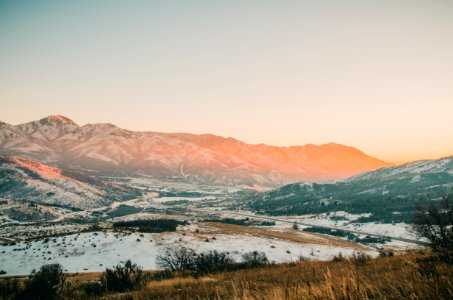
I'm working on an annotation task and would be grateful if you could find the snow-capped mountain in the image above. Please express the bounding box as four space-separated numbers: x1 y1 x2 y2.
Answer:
0 156 140 210
348 156 453 181
247 156 453 221
0 115 390 187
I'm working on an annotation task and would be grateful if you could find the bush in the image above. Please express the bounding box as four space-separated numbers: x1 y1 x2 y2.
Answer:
150 269 175 281
413 197 453 257
193 250 235 275
157 248 273 276
351 252 372 266
201 218 275 226
332 252 346 262
379 249 395 257
113 219 187 232
0 278 21 300
100 260 147 292
241 251 269 268
81 281 103 297
156 247 196 273
20 264 66 300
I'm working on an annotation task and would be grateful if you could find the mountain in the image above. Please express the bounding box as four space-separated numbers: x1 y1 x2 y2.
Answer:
0 115 390 187
247 156 453 222
0 156 140 210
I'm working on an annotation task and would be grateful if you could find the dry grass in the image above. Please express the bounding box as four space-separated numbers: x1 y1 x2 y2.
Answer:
2 252 453 300
65 272 102 283
196 222 366 250
64 270 162 283
61 251 453 299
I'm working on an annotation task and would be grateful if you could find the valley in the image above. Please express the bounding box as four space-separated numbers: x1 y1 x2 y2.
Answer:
0 116 450 278
0 174 425 276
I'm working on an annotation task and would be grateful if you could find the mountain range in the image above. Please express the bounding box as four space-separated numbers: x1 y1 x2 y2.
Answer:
0 115 390 187
247 156 453 222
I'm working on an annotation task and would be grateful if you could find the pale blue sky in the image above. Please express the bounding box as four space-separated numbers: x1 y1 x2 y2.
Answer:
1 1 452 162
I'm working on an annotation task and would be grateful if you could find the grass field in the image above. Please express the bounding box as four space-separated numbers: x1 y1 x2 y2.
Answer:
43 250 452 299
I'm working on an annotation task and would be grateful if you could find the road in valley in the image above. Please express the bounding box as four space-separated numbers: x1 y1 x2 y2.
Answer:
188 207 427 246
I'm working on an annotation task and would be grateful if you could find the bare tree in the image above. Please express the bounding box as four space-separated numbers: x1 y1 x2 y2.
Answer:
156 247 196 272
413 197 453 254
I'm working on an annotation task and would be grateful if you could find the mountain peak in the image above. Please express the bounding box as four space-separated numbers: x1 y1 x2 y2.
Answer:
41 115 78 126
2 115 391 186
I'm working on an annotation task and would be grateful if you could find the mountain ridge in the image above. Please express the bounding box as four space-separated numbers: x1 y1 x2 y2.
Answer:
247 155 453 221
0 115 391 187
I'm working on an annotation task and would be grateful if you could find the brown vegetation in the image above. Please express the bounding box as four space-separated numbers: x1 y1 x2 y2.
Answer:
119 251 453 299
3 250 447 300
196 222 366 250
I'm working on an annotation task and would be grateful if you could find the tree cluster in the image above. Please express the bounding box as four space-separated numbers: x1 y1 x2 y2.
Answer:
156 247 269 277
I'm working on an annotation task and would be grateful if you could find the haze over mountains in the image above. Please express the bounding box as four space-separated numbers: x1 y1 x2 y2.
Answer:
0 115 390 187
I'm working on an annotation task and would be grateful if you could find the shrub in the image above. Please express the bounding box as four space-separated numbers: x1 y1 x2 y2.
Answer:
332 252 346 262
156 247 196 273
297 255 309 262
379 249 395 257
241 251 269 268
20 263 66 300
0 278 21 300
100 260 147 292
113 219 187 232
193 250 235 275
351 252 372 266
150 269 174 281
81 281 103 297
413 197 453 258
201 218 275 226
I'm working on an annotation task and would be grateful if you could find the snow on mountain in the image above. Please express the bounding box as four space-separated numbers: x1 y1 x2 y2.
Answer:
248 156 453 222
0 156 140 209
349 156 453 181
0 115 390 187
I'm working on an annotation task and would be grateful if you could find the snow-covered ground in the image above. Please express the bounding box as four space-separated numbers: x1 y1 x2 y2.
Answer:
268 211 419 241
0 229 369 276
153 196 217 203
188 209 420 242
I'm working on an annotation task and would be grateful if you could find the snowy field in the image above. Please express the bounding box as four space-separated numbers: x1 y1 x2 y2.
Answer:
190 209 421 242
0 229 368 276
152 196 217 203
270 211 419 241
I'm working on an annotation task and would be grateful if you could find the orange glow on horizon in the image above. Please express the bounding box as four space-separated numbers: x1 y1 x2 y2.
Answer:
1 1 452 164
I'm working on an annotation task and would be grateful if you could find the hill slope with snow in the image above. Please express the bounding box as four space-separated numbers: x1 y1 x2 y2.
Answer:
247 156 453 222
0 156 140 210
0 116 390 187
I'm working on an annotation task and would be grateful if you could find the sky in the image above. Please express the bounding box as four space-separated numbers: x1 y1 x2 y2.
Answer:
0 0 452 163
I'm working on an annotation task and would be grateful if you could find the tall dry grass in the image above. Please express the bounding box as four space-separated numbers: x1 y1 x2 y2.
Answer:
4 251 452 299
58 251 453 299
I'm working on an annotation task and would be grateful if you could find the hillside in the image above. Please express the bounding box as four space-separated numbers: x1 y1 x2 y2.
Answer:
0 156 140 210
0 116 390 187
246 156 453 222
2 252 452 300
